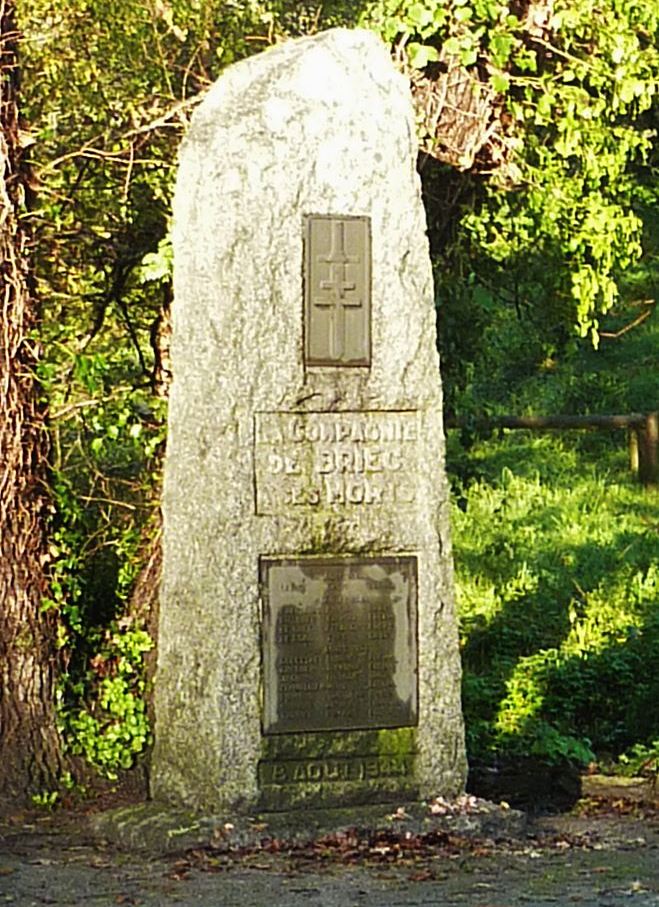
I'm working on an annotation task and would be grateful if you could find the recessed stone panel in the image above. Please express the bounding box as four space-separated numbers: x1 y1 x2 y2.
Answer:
259 753 414 786
261 556 417 734
254 411 419 515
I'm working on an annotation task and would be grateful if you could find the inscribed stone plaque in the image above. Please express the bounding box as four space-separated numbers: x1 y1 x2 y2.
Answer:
304 215 371 366
259 753 415 786
254 410 419 515
261 556 417 734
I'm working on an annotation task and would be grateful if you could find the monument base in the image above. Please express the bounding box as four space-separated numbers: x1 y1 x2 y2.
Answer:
259 727 419 811
89 798 527 855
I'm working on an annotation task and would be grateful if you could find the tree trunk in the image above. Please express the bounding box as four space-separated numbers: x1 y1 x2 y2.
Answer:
0 0 63 804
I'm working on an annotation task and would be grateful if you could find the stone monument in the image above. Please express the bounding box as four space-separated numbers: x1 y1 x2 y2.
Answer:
152 27 467 813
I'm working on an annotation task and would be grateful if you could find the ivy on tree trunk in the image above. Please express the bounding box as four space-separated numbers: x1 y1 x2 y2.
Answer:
0 0 63 804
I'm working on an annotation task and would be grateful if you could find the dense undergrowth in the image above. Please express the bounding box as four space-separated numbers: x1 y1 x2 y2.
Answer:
448 238 659 774
450 431 658 770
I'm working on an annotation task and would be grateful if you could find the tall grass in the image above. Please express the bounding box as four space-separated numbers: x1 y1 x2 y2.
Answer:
447 210 659 769
449 431 659 768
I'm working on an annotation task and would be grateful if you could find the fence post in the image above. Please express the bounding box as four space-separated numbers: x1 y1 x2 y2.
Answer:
638 412 658 487
629 429 639 476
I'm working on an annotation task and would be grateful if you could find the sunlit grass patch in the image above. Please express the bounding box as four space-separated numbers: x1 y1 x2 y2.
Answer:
449 430 659 767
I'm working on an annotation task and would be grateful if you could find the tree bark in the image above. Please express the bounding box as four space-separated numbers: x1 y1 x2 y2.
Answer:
0 0 64 804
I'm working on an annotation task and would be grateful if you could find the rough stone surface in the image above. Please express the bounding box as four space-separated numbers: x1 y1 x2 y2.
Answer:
89 799 526 856
152 26 466 813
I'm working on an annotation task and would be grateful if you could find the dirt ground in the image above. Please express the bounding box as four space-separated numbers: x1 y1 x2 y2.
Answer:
1 795 658 907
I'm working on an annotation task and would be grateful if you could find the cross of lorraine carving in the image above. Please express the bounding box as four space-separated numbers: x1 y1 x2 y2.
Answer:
304 215 371 367
315 221 360 360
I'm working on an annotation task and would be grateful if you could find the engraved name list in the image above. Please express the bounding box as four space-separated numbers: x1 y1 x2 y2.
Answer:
261 557 418 734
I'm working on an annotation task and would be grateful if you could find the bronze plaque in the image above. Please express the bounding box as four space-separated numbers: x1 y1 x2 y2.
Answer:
261 556 417 734
304 215 371 367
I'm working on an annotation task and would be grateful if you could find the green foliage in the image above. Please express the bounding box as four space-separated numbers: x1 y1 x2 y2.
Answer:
361 0 659 391
42 400 159 777
445 134 659 770
617 738 659 776
35 324 165 776
30 772 78 810
443 205 659 419
451 430 659 766
31 790 60 809
38 345 165 626
361 0 520 69
60 625 153 778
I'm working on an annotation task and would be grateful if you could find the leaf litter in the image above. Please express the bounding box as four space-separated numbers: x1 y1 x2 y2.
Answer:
171 820 633 885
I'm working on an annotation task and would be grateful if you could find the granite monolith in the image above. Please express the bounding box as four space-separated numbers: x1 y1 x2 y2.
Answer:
152 26 467 813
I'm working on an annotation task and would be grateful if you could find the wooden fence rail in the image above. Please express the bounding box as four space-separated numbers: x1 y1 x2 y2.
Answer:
445 411 658 487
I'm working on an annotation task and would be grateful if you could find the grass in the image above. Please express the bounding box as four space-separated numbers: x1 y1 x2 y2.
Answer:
446 215 659 769
449 431 659 766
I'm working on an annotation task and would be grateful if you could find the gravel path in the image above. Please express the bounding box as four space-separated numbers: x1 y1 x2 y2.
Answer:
1 808 658 906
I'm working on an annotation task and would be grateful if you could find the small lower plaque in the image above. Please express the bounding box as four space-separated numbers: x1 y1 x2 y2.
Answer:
261 556 417 734
259 753 415 785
